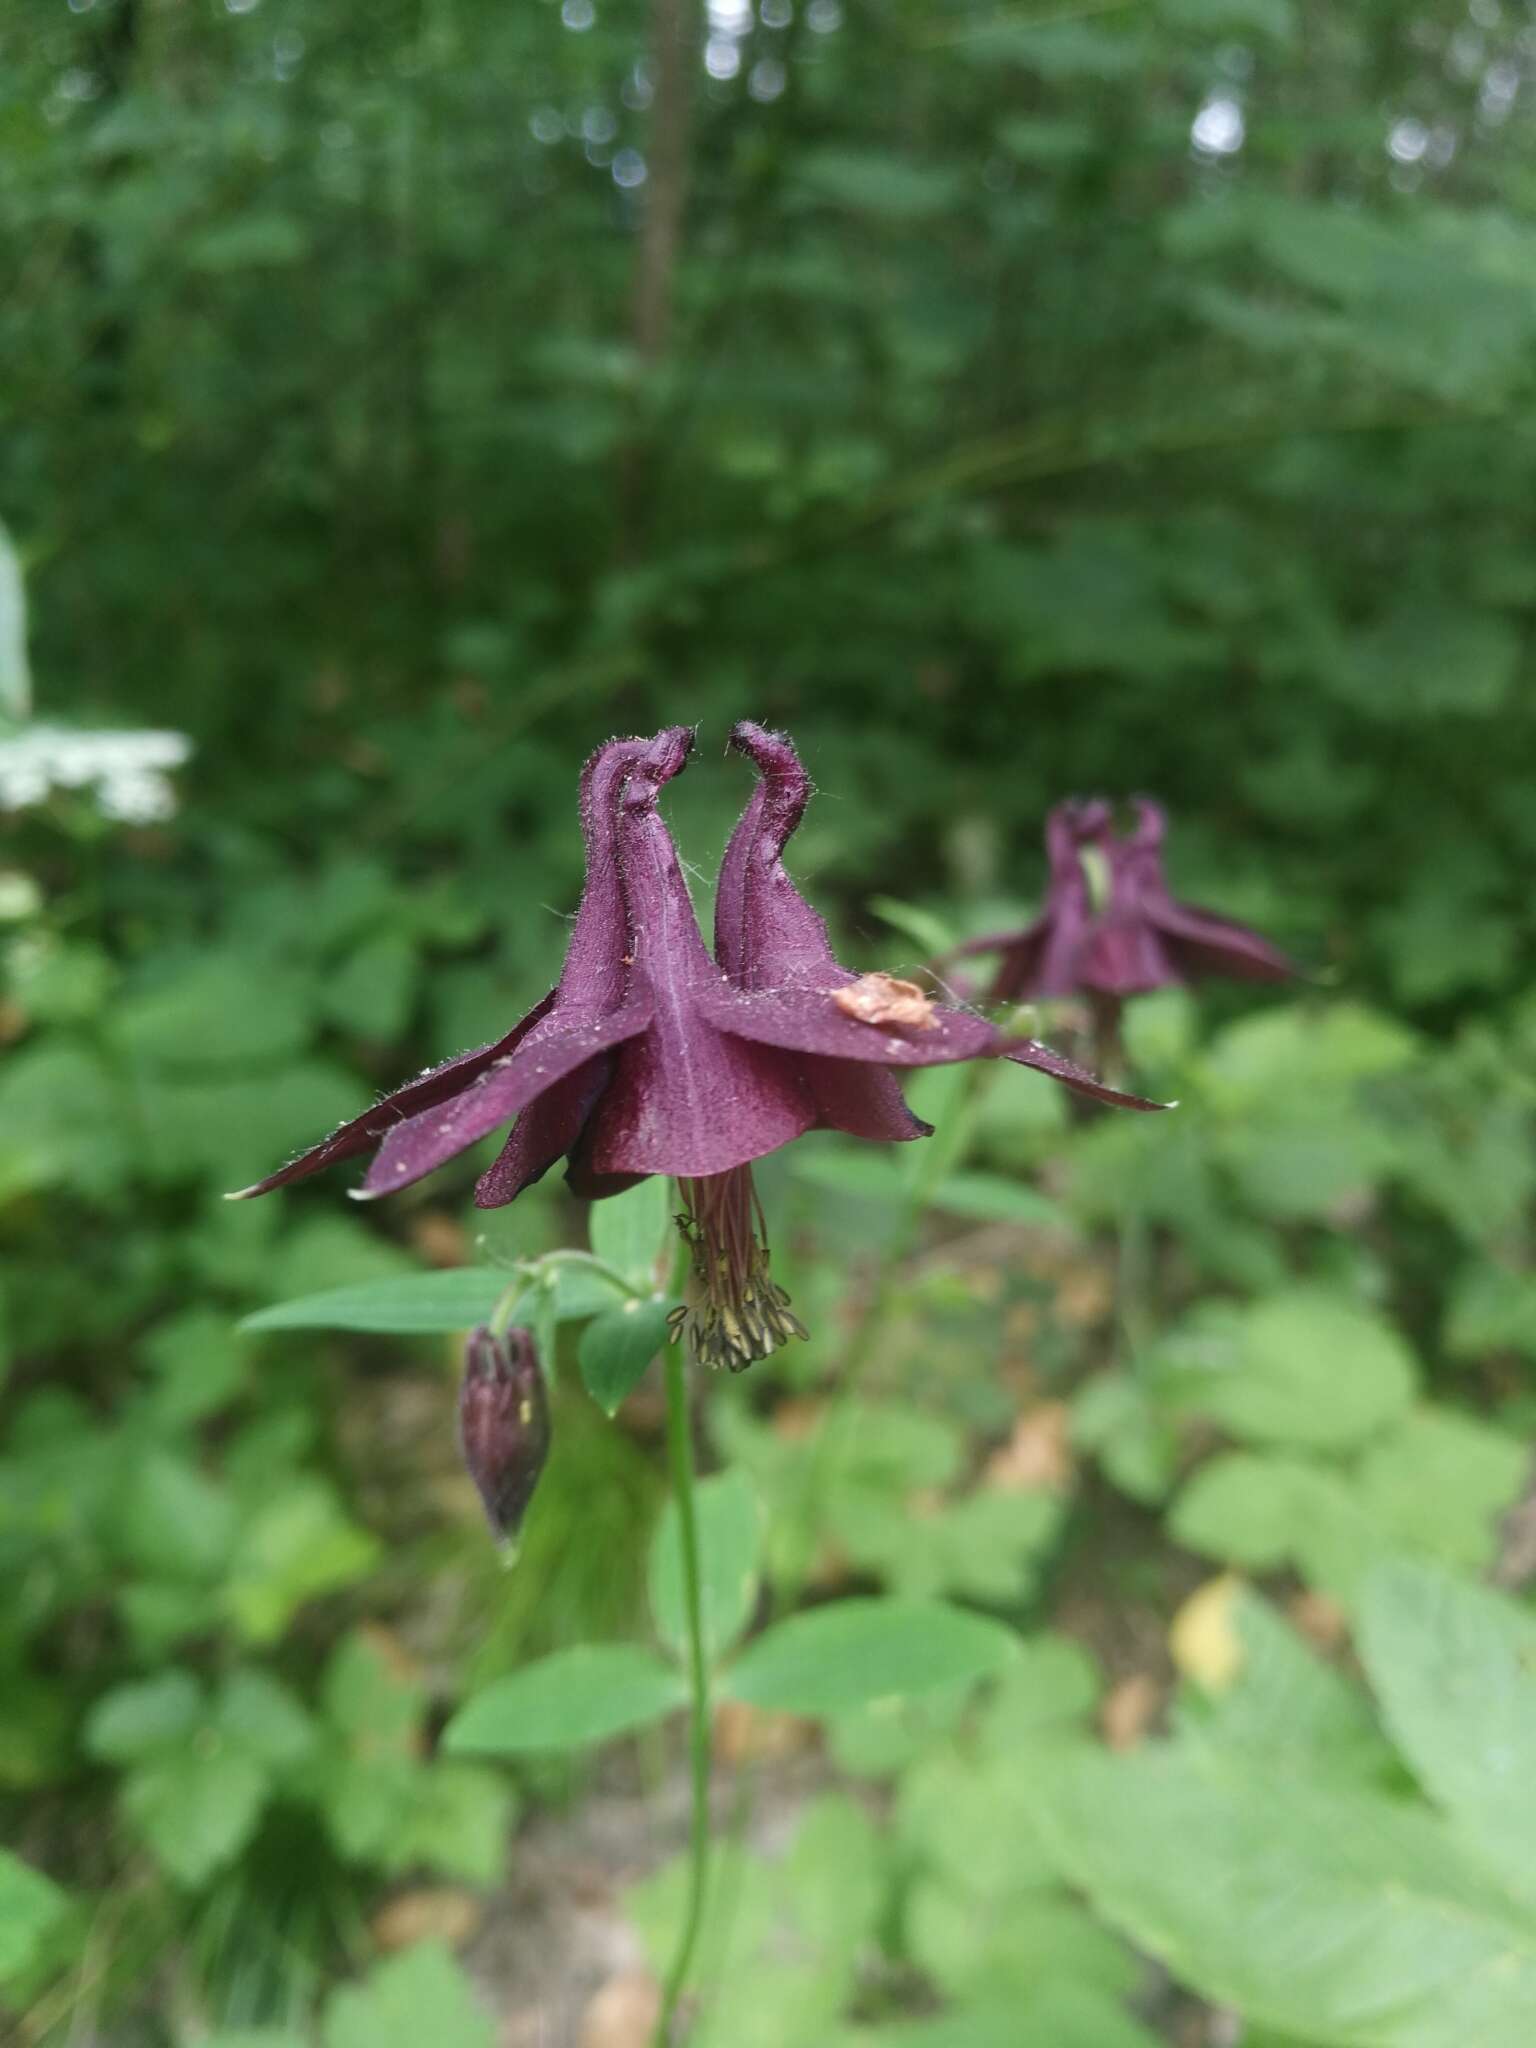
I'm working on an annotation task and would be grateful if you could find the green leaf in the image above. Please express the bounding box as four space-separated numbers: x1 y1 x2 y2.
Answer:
723 1601 1019 1718
215 1669 316 1770
395 1761 515 1885
320 932 418 1040
589 1176 672 1291
577 1299 672 1416
931 1172 1069 1230
84 1670 204 1763
240 1268 514 1335
1028 1744 1536 2046
0 1849 70 1983
223 1481 379 1643
648 1469 764 1663
122 1749 269 1886
1168 1290 1416 1449
323 1941 493 2048
443 1644 686 1755
1359 1559 1536 1912
118 1449 238 1582
1355 1409 1526 1573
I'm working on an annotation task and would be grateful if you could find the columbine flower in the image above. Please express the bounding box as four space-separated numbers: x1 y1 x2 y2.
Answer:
953 796 1293 1004
234 725 1162 1373
459 1324 551 1543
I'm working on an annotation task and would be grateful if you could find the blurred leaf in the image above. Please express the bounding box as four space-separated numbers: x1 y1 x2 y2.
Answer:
1029 1744 1536 2044
241 1268 514 1334
323 1942 493 2048
1359 1559 1536 1912
121 1748 268 1887
577 1299 672 1416
0 1850 70 1985
648 1468 764 1664
724 1600 1018 1717
1163 1290 1416 1450
84 1671 203 1763
588 1175 672 1292
224 1481 379 1643
444 1645 686 1755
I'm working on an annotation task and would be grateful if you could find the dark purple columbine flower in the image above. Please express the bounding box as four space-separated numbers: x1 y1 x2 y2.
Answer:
953 796 1293 1005
233 724 1163 1373
459 1323 551 1544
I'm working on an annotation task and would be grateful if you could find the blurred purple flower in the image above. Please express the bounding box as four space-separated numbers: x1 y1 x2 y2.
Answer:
954 796 1293 1004
459 1324 551 1543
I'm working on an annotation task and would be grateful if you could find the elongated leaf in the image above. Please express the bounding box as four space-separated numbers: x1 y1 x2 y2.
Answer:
241 1268 513 1334
578 1299 672 1415
443 1644 686 1755
589 1176 672 1291
724 1600 1018 1717
1028 1744 1536 2046
932 1172 1068 1229
1359 1559 1536 1912
649 1469 764 1663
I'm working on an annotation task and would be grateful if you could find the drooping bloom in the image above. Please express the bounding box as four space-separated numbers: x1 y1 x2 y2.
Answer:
233 725 1163 1372
952 796 1293 1005
458 1324 551 1543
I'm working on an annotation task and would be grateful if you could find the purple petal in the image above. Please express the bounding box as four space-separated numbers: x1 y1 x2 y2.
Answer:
1004 1039 1168 1112
226 989 558 1199
803 1059 934 1142
359 999 655 1199
585 1024 814 1179
1150 901 1295 983
696 980 1006 1068
473 1058 611 1208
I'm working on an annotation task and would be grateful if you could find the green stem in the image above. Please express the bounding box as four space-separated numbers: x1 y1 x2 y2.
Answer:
653 1339 711 2046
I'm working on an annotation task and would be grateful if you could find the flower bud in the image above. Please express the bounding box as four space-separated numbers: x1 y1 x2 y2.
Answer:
458 1324 551 1544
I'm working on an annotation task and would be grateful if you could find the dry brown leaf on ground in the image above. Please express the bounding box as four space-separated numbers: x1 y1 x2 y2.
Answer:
983 1401 1075 1493
577 1969 662 2048
371 1887 483 1952
1101 1672 1161 1751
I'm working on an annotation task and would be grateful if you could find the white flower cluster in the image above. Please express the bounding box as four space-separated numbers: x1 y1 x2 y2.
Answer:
0 723 193 824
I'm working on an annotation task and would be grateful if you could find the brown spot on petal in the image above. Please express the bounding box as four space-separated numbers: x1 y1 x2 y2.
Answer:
832 972 938 1031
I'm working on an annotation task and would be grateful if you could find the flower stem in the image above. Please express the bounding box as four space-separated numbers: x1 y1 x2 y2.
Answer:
653 1336 711 2046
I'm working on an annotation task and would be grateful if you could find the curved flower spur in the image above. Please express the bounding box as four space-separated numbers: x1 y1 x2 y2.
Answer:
231 724 1164 1371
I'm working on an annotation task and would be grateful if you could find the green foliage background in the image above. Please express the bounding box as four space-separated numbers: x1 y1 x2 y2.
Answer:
3 0 1536 2042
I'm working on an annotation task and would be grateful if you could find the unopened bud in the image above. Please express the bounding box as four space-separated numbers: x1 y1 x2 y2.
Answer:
458 1324 551 1544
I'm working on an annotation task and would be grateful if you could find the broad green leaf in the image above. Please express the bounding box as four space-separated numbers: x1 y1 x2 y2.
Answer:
589 1176 672 1291
648 1469 764 1662
240 1268 514 1335
0 1849 69 1982
122 1749 269 1886
1028 1744 1536 2046
84 1670 204 1763
723 1600 1019 1717
323 1941 493 2048
444 1644 686 1755
1355 1409 1526 1573
1359 1559 1536 1912
842 1984 1160 2047
1169 1290 1416 1449
577 1299 671 1415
